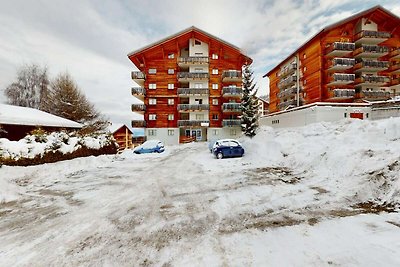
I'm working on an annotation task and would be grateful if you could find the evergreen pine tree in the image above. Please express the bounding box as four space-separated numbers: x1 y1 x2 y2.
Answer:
241 64 259 138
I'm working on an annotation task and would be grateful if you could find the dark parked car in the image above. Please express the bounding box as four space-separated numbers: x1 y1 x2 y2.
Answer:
134 140 165 154
212 139 244 159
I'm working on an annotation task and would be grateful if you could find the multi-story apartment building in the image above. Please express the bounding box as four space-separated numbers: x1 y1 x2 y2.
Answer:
128 26 251 144
264 5 400 113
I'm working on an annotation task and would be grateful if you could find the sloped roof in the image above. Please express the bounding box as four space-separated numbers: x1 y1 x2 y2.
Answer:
264 5 400 77
107 123 132 134
128 26 252 63
0 104 83 128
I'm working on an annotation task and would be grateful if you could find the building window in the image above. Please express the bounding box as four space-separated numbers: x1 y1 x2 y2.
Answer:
194 39 201 45
168 114 174 121
167 53 174 59
212 83 218 90
230 129 237 136
344 113 347 118
303 79 307 85
148 68 157 74
195 114 204 120
366 113 369 118
168 129 174 136
212 69 219 75
212 114 218 120
149 98 157 105
213 129 219 135
168 69 174 74
303 53 306 59
148 129 157 136
149 83 157 90
303 67 307 72
194 67 204 73
149 114 157 120
212 99 218 105
168 83 174 90
212 54 218 59
168 98 174 105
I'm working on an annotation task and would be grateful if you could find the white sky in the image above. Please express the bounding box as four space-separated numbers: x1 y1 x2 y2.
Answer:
0 0 399 126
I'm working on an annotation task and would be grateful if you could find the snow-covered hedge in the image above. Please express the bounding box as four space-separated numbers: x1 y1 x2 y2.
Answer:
0 131 117 166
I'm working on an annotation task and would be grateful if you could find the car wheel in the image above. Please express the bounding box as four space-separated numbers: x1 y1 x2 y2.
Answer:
217 152 223 159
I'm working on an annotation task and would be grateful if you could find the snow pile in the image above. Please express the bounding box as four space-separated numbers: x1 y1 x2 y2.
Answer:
0 132 115 160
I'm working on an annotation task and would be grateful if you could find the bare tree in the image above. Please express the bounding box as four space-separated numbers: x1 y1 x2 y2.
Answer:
4 64 49 110
46 72 108 132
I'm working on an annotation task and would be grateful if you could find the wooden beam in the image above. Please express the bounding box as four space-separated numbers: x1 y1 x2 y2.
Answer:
391 25 398 35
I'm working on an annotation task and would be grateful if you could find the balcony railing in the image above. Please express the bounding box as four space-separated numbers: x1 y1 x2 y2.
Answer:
333 89 355 98
177 72 209 80
354 59 389 71
222 87 243 96
328 58 355 70
326 42 355 56
177 57 209 65
131 104 146 112
328 73 355 85
177 104 209 111
356 75 390 84
353 45 389 57
222 119 241 127
222 103 241 112
131 87 146 96
278 99 304 110
389 48 400 59
131 71 145 80
278 62 297 78
178 120 210 127
362 90 391 99
132 120 146 128
222 70 242 82
278 75 297 89
277 87 302 98
355 30 391 44
177 88 209 95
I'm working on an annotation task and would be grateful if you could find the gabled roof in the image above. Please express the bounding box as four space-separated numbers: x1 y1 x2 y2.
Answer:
107 123 132 134
264 5 400 77
128 26 252 63
0 104 83 128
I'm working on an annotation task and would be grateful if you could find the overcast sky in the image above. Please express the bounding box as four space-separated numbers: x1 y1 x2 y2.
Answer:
0 0 399 126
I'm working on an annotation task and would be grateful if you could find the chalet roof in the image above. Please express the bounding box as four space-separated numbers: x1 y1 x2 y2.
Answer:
128 26 251 62
107 123 132 134
0 104 83 128
264 5 400 77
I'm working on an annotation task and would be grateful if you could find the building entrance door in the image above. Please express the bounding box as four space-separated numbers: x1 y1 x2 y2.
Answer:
191 129 202 141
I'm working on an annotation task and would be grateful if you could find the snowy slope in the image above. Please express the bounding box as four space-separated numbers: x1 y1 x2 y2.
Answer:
0 118 399 266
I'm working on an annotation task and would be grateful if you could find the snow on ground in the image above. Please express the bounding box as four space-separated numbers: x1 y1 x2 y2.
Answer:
1 118 400 266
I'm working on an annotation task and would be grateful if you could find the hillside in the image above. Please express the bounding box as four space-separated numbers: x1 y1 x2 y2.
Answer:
1 118 400 266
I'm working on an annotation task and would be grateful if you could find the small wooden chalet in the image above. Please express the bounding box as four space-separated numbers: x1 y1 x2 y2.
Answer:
107 123 133 150
0 104 82 141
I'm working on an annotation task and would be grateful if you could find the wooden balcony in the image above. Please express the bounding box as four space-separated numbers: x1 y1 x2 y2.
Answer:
222 119 241 127
353 60 389 73
177 88 209 96
389 48 400 59
131 104 146 114
278 75 297 89
332 89 355 99
131 120 146 128
178 120 210 127
177 104 209 111
328 58 355 71
222 70 241 82
327 73 355 86
131 87 145 101
325 42 355 56
354 75 390 87
353 45 389 58
131 71 145 87
222 87 242 97
177 72 209 82
278 62 297 78
354 30 391 45
222 103 241 112
362 90 391 100
177 57 209 67
277 87 303 99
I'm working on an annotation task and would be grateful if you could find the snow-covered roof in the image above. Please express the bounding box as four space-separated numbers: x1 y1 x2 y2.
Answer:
0 104 83 128
107 123 132 134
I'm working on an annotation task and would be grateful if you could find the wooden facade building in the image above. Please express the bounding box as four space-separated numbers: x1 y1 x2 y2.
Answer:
264 5 400 113
128 26 251 144
108 123 133 150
